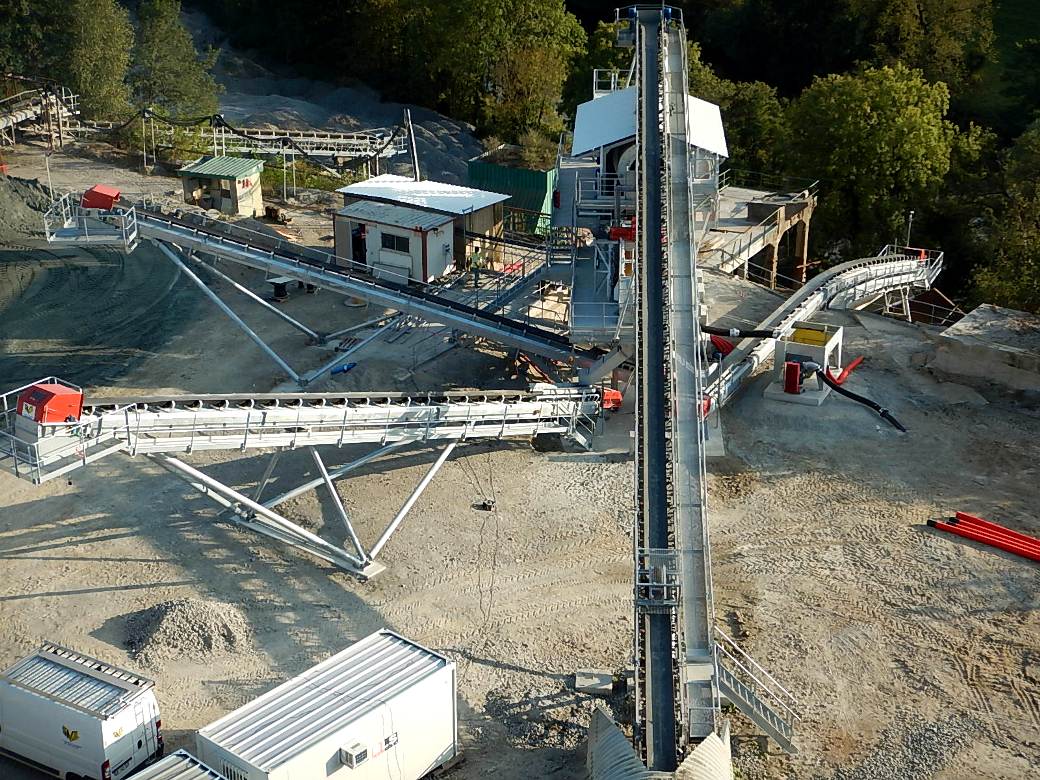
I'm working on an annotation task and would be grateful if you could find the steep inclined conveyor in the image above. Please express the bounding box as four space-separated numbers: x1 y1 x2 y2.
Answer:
633 9 678 773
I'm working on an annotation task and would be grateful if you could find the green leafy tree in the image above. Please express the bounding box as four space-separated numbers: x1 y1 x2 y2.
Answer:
972 123 1040 313
60 0 133 119
561 21 632 118
0 0 61 76
687 43 785 172
132 0 220 118
785 63 957 256
858 0 995 94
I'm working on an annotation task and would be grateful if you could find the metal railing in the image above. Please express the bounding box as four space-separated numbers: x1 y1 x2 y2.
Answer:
714 628 800 725
711 208 782 273
43 193 139 250
576 172 636 208
719 168 819 198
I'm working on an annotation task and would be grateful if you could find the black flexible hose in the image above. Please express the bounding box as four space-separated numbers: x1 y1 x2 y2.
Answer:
702 324 777 339
815 368 907 432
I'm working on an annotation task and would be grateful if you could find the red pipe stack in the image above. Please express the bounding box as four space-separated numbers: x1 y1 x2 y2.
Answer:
927 512 1040 562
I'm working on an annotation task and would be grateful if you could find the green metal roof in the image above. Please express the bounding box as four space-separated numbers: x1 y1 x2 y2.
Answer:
177 156 263 180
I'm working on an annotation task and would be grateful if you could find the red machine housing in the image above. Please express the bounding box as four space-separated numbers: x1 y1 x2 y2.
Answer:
783 361 802 394
80 184 121 210
608 217 637 242
602 388 623 411
17 383 84 423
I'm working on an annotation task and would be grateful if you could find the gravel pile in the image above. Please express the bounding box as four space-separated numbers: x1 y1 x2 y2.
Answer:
0 176 51 240
831 713 980 780
126 598 254 667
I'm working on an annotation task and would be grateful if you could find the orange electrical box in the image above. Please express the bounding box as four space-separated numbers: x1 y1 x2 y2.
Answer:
80 184 121 210
602 388 623 411
17 383 84 423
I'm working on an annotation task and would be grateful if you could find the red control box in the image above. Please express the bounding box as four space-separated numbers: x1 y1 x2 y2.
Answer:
80 184 121 210
17 383 84 423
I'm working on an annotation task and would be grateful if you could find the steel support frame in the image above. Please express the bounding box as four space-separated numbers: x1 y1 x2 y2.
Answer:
152 439 458 578
156 242 302 383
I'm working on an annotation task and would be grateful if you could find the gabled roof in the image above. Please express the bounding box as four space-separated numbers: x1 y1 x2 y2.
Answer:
177 156 263 179
337 174 509 216
337 200 453 231
570 89 728 158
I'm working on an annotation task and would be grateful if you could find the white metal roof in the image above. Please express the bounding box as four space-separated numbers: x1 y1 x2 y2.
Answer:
198 630 451 771
337 174 509 216
129 751 227 780
686 95 728 157
337 200 453 231
571 87 637 156
0 643 154 719
570 88 728 157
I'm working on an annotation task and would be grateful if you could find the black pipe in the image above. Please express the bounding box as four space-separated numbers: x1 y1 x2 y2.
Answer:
816 368 907 432
702 324 776 339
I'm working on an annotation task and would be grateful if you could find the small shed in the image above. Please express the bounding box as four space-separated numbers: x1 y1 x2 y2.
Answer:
177 156 264 217
334 200 455 283
467 144 557 235
335 174 509 275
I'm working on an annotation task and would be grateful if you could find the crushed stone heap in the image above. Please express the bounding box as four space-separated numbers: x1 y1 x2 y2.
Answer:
0 176 51 240
126 598 254 666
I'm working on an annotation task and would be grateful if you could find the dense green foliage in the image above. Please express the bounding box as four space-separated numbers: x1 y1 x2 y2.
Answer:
132 0 220 117
0 0 218 119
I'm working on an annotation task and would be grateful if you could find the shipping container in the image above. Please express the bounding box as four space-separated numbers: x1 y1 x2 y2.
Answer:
126 749 226 780
0 643 163 780
196 630 457 780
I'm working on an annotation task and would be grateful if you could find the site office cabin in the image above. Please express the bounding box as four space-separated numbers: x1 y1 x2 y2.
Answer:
0 644 163 780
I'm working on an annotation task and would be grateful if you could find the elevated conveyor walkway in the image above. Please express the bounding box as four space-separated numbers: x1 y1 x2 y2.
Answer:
42 198 599 367
0 380 599 485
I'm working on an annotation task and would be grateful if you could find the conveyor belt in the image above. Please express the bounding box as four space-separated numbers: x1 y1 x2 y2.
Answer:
133 207 597 365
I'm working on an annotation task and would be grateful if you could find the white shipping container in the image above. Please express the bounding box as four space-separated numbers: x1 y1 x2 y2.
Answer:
0 643 163 780
128 749 226 780
196 630 457 780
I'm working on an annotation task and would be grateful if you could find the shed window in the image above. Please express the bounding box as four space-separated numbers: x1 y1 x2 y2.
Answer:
381 232 410 253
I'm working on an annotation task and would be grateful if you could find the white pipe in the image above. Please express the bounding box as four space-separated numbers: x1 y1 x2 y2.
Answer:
157 242 301 383
369 439 458 558
310 447 368 561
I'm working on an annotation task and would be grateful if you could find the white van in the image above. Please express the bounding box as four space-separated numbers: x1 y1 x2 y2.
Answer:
0 643 163 780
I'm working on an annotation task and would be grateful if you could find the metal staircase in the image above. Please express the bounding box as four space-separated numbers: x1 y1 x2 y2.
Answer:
714 629 799 754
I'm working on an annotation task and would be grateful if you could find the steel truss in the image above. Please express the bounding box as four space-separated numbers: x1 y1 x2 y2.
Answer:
150 440 458 579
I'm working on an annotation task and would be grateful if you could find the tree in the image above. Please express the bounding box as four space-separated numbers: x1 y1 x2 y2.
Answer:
561 20 632 118
858 0 995 95
687 43 785 172
60 0 133 119
785 63 957 256
132 0 220 117
972 123 1040 313
0 0 61 76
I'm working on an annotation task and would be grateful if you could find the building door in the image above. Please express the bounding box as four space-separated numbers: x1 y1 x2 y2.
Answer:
352 223 367 267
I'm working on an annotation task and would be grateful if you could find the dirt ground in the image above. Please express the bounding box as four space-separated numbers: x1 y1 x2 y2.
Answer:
1 146 1038 780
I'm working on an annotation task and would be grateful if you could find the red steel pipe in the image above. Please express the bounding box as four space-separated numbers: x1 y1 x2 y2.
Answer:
954 512 1040 548
928 519 1040 562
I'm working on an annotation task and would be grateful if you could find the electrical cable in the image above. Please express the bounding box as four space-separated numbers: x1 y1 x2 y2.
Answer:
814 367 907 432
702 324 777 339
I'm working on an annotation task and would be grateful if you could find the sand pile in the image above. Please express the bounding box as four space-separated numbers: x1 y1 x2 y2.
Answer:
0 176 52 240
126 598 254 666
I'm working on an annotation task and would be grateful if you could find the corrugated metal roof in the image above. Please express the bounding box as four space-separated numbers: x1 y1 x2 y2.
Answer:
130 750 227 780
337 200 453 231
337 174 509 216
177 156 263 180
571 88 728 157
198 630 451 771
0 643 154 719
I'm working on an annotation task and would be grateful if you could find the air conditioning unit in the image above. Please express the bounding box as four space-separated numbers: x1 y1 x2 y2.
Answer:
339 743 368 769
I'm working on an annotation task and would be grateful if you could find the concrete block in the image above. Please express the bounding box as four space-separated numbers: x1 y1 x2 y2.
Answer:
575 669 614 696
763 380 831 407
